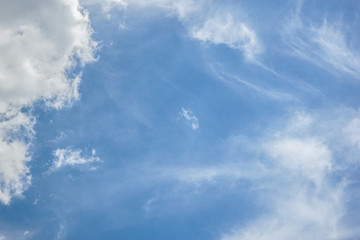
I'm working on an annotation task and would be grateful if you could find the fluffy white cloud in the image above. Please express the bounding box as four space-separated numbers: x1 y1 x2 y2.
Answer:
51 148 100 171
0 140 31 205
180 107 199 130
0 0 96 204
0 111 34 204
0 0 96 111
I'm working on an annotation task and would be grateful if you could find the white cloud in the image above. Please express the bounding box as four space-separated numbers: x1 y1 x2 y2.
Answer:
191 13 261 60
0 111 34 205
286 111 313 131
0 0 96 112
51 148 100 171
0 139 31 205
344 118 360 148
266 137 332 186
220 111 356 240
283 8 360 79
222 187 347 240
180 107 199 130
0 0 96 204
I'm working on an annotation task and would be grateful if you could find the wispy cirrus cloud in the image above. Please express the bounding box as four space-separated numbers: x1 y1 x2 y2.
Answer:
282 4 360 79
211 68 296 101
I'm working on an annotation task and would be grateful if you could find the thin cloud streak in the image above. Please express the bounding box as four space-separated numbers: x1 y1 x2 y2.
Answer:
211 67 296 101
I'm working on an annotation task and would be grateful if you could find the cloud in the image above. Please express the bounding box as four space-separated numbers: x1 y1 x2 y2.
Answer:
92 0 261 59
344 118 360 148
0 0 96 204
0 139 31 205
55 223 66 240
266 137 332 186
191 13 261 60
80 0 127 20
180 107 199 130
222 187 347 240
51 148 100 171
124 0 199 19
220 111 356 240
211 69 295 101
282 5 360 79
0 0 96 111
0 110 35 205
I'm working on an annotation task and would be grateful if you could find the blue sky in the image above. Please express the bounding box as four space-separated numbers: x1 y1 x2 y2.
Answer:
1 0 360 239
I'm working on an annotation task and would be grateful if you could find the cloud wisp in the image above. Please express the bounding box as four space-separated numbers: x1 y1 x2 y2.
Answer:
50 148 101 172
180 107 199 131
